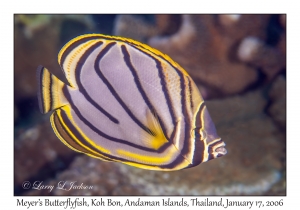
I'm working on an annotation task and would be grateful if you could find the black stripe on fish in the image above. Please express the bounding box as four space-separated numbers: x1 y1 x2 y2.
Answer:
60 36 100 68
53 110 111 161
189 135 205 167
187 77 194 110
155 60 177 132
58 108 114 161
195 102 206 130
132 41 196 168
48 71 53 111
63 86 170 153
126 44 194 168
127 44 177 143
94 42 155 136
121 45 170 143
73 40 119 124
59 94 181 168
179 74 193 163
36 65 45 113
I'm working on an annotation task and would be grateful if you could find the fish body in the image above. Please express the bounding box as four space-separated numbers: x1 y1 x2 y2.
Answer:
37 34 226 171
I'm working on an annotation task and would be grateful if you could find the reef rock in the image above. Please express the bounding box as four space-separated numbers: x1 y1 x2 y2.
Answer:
148 15 271 98
267 75 286 132
14 119 78 195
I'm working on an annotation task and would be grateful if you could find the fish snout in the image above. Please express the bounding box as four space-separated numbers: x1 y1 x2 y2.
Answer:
215 145 227 157
214 141 227 157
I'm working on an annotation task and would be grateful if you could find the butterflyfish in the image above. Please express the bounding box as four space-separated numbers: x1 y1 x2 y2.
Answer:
37 34 227 171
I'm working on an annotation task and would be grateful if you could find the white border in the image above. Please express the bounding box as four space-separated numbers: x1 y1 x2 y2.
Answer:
2 0 298 209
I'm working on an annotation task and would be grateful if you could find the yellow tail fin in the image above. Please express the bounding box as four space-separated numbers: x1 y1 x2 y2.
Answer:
36 65 68 114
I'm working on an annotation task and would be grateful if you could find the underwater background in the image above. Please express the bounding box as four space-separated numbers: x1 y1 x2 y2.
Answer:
14 14 286 196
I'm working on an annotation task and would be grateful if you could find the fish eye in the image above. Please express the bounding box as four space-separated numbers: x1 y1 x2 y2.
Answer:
194 131 201 138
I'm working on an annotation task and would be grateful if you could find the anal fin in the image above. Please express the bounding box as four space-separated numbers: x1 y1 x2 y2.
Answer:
50 107 112 162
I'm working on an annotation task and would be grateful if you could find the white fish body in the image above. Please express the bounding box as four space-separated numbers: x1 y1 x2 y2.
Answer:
37 34 227 171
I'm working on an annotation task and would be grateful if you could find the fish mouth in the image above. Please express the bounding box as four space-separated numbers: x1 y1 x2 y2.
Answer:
214 142 227 157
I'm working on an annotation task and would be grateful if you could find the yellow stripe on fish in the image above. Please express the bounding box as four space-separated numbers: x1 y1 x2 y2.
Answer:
37 33 227 171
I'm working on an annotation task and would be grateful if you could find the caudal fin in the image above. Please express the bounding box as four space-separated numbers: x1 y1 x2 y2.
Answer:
36 65 68 114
